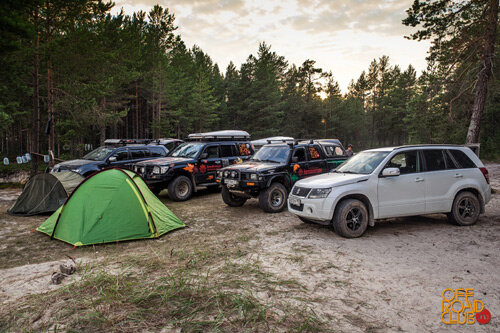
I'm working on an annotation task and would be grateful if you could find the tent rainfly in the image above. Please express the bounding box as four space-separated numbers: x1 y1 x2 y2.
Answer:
7 171 84 216
37 168 184 246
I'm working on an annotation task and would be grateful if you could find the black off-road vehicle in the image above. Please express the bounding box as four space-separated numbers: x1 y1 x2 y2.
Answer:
217 140 348 213
52 140 169 177
133 130 254 201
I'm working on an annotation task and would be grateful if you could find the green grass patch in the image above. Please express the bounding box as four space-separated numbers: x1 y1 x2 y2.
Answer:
0 248 327 332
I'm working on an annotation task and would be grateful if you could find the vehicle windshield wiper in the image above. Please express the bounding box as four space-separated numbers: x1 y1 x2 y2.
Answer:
260 159 279 163
341 170 359 174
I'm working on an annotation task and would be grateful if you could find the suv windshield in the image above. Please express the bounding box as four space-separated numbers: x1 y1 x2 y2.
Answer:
251 146 290 164
170 143 204 158
83 146 114 161
336 151 390 174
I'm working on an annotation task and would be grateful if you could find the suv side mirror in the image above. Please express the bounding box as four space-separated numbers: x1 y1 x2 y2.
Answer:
382 167 400 177
200 152 208 159
291 156 298 163
108 156 117 163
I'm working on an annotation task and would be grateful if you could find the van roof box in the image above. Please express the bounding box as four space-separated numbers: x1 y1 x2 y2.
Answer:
187 130 251 141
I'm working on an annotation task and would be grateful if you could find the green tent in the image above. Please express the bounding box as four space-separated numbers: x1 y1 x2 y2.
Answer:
8 171 84 216
37 168 184 246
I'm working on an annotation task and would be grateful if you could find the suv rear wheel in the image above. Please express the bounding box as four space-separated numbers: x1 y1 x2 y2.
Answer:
447 191 480 226
259 182 288 213
168 176 193 201
221 186 247 207
332 199 368 238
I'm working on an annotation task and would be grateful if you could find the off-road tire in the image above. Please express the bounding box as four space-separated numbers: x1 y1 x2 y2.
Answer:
447 191 480 226
221 186 247 207
258 182 288 213
299 216 315 224
332 199 368 238
167 176 193 201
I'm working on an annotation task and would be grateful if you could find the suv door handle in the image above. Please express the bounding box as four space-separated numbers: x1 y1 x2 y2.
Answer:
415 177 424 182
454 173 463 178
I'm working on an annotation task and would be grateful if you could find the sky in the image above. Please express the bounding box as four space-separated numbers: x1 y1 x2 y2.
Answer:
112 0 431 92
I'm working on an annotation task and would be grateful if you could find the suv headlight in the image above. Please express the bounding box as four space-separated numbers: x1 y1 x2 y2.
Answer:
153 166 160 174
223 170 229 177
250 173 258 180
308 188 332 199
231 171 237 178
160 166 169 174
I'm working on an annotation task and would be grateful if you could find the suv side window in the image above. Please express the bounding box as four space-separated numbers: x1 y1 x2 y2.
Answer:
164 142 177 152
220 144 235 157
238 143 252 156
423 149 447 171
449 149 476 168
130 149 146 159
335 147 344 156
292 148 307 162
323 145 335 157
443 150 457 169
204 145 219 159
308 146 321 160
111 149 129 161
386 150 419 174
150 146 167 157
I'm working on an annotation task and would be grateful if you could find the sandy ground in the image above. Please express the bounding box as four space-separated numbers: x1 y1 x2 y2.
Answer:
0 164 499 332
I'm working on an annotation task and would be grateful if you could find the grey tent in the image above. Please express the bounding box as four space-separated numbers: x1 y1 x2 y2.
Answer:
7 171 84 216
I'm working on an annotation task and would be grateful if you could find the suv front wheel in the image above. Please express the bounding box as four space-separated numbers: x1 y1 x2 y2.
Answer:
447 191 480 226
259 182 288 213
332 199 368 238
168 176 193 201
221 186 247 207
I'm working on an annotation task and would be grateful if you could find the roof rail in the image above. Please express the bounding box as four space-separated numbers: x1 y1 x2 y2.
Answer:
393 144 464 150
104 139 152 145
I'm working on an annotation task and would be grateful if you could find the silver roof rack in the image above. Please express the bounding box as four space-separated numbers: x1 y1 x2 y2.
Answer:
104 139 151 145
251 136 294 146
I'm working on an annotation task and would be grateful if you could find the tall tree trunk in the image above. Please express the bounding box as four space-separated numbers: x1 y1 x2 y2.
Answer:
47 60 55 166
46 1 55 167
100 97 106 145
31 9 40 176
466 0 499 144
135 82 139 138
158 62 162 138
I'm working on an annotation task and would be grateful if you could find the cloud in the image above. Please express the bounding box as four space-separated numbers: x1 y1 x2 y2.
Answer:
111 0 429 91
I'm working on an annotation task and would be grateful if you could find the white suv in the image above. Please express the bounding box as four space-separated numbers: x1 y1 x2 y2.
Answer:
288 145 491 238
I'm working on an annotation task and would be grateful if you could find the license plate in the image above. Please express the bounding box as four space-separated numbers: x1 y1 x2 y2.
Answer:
289 196 301 206
225 179 238 186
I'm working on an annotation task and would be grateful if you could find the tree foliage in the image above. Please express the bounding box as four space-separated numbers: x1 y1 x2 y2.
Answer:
0 0 499 161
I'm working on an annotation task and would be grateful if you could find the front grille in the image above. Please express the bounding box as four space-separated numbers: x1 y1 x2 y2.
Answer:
224 170 240 179
292 186 311 197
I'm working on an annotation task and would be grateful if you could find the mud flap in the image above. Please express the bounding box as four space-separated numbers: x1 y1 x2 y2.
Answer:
190 173 198 192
